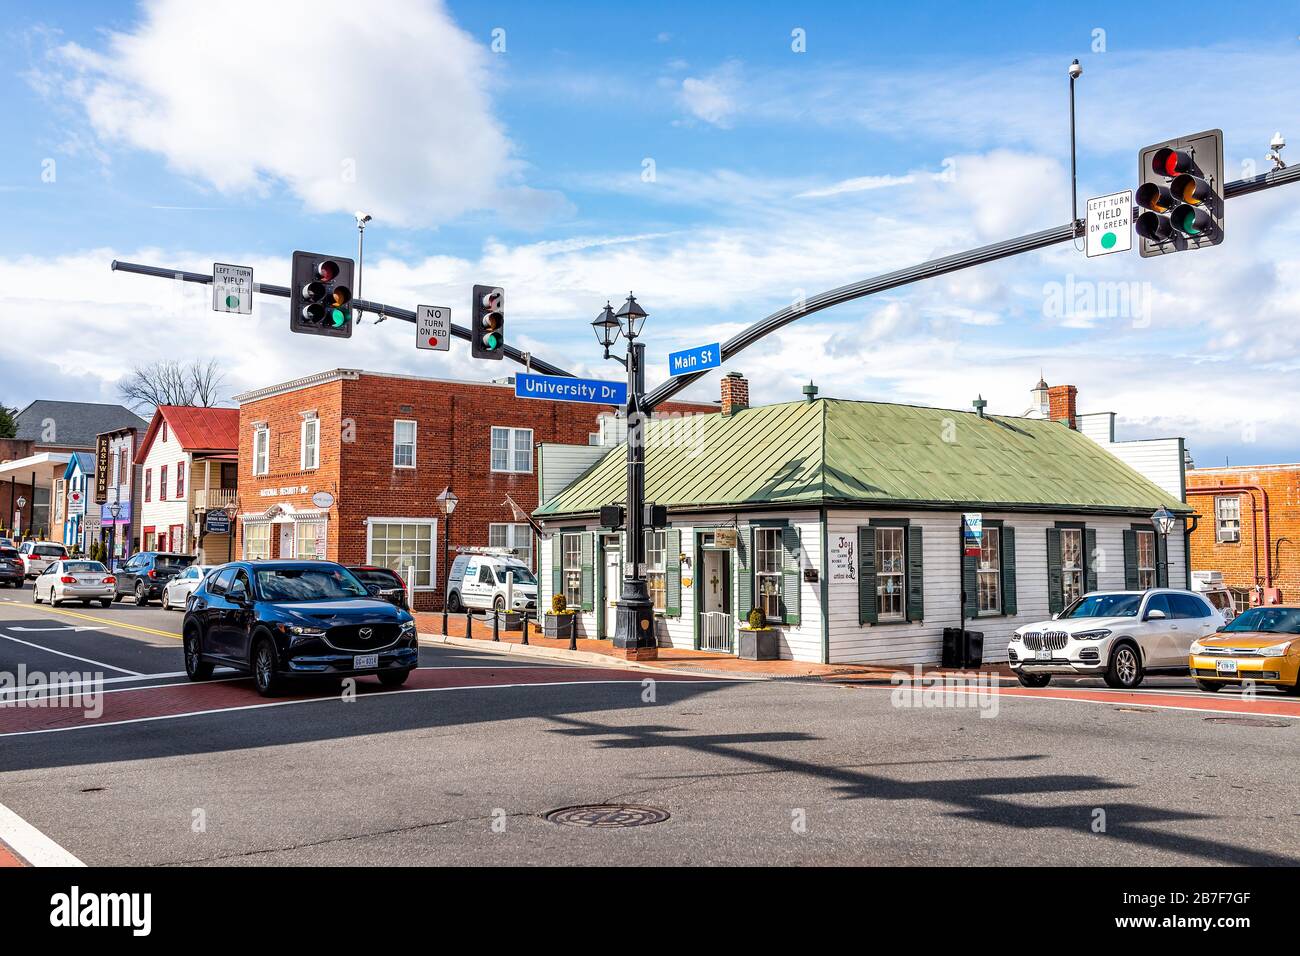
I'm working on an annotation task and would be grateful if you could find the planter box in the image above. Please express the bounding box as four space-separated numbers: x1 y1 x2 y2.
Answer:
737 627 779 661
496 610 525 632
543 613 576 639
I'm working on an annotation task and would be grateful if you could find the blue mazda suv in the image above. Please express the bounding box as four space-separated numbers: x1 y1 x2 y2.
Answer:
182 560 418 696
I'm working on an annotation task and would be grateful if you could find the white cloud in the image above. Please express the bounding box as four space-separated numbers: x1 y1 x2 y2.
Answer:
796 174 916 199
678 62 742 127
41 0 534 227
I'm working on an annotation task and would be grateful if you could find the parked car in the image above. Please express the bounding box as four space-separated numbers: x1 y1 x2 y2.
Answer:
32 559 116 608
18 541 68 579
1191 570 1237 622
1189 605 1300 694
181 560 418 696
0 546 26 588
1008 589 1225 689
0 537 14 549
348 566 409 609
114 552 196 606
445 550 538 613
161 564 216 611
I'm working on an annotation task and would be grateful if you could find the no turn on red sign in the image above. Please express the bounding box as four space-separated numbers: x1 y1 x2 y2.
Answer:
416 305 451 351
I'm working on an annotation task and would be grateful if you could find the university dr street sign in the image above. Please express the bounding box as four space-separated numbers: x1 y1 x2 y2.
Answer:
515 372 627 406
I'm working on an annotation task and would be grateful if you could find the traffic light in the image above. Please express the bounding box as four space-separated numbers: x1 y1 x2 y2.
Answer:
289 251 354 337
471 284 505 359
1135 130 1224 257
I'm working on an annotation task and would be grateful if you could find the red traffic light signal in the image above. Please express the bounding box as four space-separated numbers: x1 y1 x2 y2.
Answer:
289 252 354 337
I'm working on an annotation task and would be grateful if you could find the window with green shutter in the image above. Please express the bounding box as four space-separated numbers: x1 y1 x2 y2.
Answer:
858 519 923 625
1001 526 1017 616
906 524 924 622
579 532 594 611
781 525 801 626
1046 527 1064 615
857 526 877 625
664 528 682 617
1123 528 1140 590
551 534 563 608
1048 522 1090 613
736 527 754 619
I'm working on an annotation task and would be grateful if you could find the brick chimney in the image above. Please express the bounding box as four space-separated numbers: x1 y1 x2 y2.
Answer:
720 371 749 416
1047 384 1078 429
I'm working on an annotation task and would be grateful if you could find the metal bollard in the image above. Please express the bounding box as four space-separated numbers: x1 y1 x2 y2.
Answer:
466 609 473 639
492 610 500 642
441 609 448 636
520 610 529 646
568 622 577 652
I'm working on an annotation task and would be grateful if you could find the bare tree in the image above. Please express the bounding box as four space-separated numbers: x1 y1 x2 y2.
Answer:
117 359 227 412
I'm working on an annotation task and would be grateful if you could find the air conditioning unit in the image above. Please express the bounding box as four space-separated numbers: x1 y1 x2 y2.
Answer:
1191 570 1224 585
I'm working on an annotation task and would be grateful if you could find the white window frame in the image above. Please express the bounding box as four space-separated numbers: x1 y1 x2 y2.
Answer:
1215 495 1241 544
1061 528 1085 606
295 519 327 560
490 426 533 474
489 523 533 565
645 530 667 613
1136 529 1156 590
393 420 417 470
875 526 906 622
365 517 436 589
561 532 582 608
977 526 1001 615
243 521 272 560
300 417 320 471
252 427 270 476
755 527 783 623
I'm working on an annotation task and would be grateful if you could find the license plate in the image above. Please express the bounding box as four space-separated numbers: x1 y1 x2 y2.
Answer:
353 654 379 669
1036 648 1053 661
1216 659 1238 674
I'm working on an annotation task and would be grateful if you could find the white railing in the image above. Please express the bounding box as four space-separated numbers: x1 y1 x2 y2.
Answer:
194 488 237 511
701 611 733 653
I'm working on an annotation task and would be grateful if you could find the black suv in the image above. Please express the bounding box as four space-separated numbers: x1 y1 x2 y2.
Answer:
115 552 195 605
0 546 24 588
182 560 418 696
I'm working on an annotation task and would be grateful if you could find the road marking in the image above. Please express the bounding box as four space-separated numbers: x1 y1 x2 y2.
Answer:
0 672 191 700
10 625 105 633
0 603 181 640
0 632 143 676
0 800 85 866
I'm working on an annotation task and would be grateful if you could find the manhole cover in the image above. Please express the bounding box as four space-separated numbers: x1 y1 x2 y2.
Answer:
1203 716 1292 728
544 805 670 828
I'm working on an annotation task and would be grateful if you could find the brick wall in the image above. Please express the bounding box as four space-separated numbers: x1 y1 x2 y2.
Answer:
236 371 714 611
1187 464 1300 602
1047 385 1078 429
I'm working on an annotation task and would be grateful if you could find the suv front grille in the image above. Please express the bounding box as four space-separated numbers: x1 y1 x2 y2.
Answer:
1022 631 1070 651
325 623 401 652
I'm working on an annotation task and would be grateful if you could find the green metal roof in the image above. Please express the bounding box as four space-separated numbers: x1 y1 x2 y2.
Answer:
535 398 1191 519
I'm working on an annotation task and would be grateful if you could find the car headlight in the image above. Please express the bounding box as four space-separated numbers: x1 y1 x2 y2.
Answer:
285 624 327 645
1009 633 1023 643
400 620 416 635
1073 629 1111 641
1189 641 1206 655
1259 641 1293 657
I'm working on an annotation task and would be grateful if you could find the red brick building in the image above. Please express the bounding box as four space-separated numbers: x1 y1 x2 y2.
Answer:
1187 463 1300 607
232 368 714 610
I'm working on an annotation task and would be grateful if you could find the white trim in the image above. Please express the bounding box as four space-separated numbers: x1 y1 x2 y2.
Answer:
300 417 320 471
252 426 270 476
365 517 438 590
490 425 534 474
393 419 417 469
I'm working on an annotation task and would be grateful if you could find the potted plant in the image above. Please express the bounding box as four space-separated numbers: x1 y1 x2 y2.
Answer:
543 593 576 639
737 607 778 661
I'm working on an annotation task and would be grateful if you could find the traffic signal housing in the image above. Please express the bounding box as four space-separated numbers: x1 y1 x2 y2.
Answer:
471 284 505 359
1136 130 1224 257
290 252 354 337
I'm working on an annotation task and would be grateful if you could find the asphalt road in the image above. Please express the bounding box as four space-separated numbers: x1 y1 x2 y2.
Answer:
0 583 1296 866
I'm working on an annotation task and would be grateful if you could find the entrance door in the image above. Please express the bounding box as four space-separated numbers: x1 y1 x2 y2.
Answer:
278 523 295 559
602 540 621 639
699 549 733 651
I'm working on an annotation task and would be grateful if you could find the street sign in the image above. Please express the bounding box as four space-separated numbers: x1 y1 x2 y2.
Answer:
514 372 627 406
1085 190 1133 258
962 513 983 557
204 510 231 535
311 491 335 509
668 342 721 377
213 262 254 314
416 305 451 351
94 435 110 504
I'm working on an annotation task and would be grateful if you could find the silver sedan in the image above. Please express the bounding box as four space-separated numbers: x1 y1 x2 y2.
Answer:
162 564 215 611
33 560 116 608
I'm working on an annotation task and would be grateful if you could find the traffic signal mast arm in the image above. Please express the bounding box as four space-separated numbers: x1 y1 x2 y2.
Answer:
643 162 1300 410
108 259 575 378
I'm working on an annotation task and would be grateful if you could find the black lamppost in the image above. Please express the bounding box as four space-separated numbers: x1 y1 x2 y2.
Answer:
437 486 458 610
592 293 657 660
108 501 122 572
1151 506 1177 586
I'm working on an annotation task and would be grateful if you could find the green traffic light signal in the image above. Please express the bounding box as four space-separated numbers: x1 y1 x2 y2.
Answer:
225 294 240 309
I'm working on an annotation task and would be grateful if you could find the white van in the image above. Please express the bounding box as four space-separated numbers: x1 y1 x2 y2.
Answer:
446 549 538 613
1191 570 1237 622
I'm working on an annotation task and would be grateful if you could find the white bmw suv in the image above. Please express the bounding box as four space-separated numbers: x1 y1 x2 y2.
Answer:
1008 589 1225 689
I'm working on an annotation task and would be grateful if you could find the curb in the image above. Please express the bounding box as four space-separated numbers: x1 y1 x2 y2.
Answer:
418 634 757 681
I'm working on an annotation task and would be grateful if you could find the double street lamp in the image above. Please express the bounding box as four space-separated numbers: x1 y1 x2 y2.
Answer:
591 293 657 660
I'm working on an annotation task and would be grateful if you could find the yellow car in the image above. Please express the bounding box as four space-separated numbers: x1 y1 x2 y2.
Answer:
1189 605 1300 694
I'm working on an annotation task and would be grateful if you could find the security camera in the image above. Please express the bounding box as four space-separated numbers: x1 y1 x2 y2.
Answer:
1270 132 1285 151
1268 132 1287 170
1068 58 1083 79
355 211 372 225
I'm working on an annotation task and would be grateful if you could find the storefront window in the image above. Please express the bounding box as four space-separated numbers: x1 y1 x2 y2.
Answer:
755 528 782 622
978 527 1001 614
244 522 271 560
367 521 433 587
876 527 905 621
296 521 326 560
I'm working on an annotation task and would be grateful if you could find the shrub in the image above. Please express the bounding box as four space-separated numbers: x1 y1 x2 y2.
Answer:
746 608 767 630
551 593 569 614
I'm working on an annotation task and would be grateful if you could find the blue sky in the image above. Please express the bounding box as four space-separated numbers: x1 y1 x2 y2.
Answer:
4 0 1299 468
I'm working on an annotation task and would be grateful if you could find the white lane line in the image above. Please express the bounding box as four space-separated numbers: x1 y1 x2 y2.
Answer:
0 672 192 700
0 799 85 866
0 632 143 676
0 678 734 738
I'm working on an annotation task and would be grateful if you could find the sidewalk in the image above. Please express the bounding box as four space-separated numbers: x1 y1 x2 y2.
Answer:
413 611 1016 683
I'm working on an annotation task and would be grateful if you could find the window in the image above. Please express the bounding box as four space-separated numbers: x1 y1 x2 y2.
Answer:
296 520 326 560
977 527 1001 614
367 520 434 588
1215 496 1241 543
144 469 152 503
1136 530 1156 590
243 522 271 560
393 420 416 469
161 422 168 443
561 533 582 607
300 417 320 470
755 528 783 622
490 427 533 473
160 465 168 501
1170 593 1213 619
176 461 185 499
1061 528 1085 605
645 530 667 612
489 523 533 564
876 527 905 621
253 428 269 476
